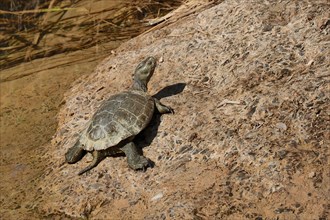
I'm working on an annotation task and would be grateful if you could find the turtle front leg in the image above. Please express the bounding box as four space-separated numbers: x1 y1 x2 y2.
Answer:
78 150 107 175
121 142 150 170
154 98 174 114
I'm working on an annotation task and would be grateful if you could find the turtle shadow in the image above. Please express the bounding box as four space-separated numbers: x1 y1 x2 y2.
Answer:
152 82 186 100
134 82 186 156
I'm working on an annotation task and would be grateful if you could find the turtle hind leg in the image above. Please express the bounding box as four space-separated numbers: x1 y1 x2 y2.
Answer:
65 140 86 164
78 151 106 175
121 142 150 170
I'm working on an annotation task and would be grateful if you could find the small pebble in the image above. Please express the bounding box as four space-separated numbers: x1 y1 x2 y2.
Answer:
308 171 315 178
151 192 163 201
276 122 287 131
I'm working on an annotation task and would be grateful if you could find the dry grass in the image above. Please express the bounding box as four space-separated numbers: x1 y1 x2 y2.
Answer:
0 0 182 70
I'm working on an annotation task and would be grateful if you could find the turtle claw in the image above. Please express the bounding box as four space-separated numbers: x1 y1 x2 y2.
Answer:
129 155 150 171
162 105 174 114
168 107 175 114
154 98 173 114
133 158 153 172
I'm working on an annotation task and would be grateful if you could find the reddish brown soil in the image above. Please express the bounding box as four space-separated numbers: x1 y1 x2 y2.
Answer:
1 0 329 219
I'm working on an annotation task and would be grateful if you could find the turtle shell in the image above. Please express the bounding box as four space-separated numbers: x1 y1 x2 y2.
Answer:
79 90 155 151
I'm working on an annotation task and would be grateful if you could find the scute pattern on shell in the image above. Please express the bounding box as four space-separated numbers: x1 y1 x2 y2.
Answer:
79 90 155 151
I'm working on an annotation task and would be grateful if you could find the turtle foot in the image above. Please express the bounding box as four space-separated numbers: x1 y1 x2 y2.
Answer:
128 155 151 171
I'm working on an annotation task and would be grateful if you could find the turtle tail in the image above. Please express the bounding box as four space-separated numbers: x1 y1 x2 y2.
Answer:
78 150 106 175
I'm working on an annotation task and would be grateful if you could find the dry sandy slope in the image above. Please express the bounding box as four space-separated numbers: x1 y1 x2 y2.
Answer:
38 0 329 219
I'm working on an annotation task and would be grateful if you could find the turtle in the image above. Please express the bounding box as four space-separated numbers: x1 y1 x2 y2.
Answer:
65 56 173 175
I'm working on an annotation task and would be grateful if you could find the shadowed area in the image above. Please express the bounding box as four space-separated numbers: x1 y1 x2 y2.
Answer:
153 82 186 100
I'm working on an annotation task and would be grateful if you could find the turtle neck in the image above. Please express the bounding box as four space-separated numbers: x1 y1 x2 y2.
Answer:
131 79 148 92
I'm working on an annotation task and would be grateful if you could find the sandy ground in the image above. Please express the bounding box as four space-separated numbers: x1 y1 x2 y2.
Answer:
1 0 329 219
0 46 111 218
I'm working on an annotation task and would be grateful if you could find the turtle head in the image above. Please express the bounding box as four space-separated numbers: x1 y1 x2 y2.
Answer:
132 56 156 91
